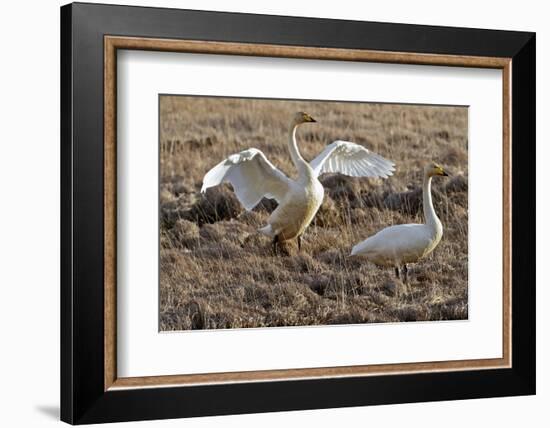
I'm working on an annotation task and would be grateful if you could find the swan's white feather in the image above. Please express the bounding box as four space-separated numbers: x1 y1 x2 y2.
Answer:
311 140 395 178
201 148 291 211
351 224 440 266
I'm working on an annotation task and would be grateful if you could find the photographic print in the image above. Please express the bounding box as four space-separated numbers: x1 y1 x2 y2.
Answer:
159 95 468 331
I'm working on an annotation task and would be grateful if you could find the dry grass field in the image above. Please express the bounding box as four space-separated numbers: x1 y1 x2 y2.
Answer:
159 96 468 331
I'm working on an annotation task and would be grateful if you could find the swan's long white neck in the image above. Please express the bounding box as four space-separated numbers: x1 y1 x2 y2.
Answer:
422 174 442 233
288 123 311 177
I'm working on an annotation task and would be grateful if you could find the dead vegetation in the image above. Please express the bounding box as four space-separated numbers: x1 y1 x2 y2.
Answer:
159 96 468 331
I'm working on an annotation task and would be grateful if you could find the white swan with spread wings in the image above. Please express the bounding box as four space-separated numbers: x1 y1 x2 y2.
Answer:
201 112 395 251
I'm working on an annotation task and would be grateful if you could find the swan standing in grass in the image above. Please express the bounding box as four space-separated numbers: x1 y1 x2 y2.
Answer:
351 163 449 280
201 112 395 252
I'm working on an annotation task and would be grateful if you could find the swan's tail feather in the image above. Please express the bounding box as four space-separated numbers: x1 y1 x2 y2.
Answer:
351 239 371 256
258 224 276 237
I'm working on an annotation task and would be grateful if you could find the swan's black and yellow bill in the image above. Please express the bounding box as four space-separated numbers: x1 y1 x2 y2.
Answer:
301 112 317 123
435 164 449 176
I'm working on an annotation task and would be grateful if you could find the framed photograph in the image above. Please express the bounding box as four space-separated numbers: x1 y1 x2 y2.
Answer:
61 2 535 424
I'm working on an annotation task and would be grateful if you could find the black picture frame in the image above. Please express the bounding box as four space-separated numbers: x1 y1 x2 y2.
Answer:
61 2 535 424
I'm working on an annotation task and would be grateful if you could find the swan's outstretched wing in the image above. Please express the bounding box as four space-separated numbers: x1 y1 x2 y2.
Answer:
310 140 395 178
201 148 292 211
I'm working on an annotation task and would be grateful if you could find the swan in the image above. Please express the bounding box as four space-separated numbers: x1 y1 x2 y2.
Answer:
201 112 395 252
350 163 449 280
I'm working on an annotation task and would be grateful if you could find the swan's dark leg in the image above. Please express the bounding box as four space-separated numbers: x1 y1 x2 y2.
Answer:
395 267 400 279
297 235 302 252
403 264 413 295
272 235 279 255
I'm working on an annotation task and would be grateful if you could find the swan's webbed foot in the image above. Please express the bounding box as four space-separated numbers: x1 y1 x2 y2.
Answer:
297 235 302 252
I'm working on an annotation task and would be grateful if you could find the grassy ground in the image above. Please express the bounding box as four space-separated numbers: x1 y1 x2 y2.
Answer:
159 95 468 331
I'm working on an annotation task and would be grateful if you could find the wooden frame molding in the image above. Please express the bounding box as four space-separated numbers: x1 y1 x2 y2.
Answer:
104 35 512 391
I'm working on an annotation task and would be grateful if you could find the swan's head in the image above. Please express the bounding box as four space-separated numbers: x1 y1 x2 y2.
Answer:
293 111 317 125
425 162 449 177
